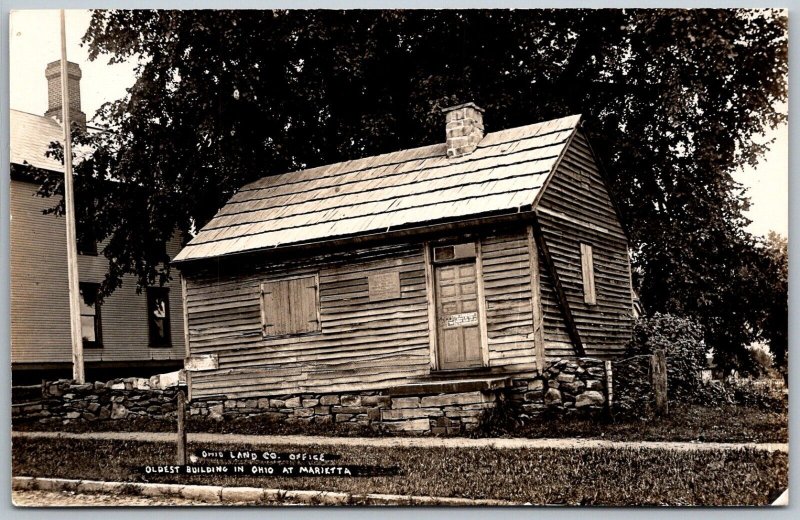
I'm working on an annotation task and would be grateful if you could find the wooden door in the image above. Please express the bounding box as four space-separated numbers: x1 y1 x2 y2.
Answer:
434 262 483 370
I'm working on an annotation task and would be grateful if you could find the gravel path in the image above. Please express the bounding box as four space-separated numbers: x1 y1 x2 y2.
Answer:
12 430 789 452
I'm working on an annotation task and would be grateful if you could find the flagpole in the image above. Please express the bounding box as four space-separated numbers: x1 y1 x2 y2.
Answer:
60 9 85 383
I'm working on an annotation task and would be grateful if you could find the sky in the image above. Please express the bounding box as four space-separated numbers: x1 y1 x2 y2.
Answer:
9 9 789 239
731 120 788 238
9 10 137 123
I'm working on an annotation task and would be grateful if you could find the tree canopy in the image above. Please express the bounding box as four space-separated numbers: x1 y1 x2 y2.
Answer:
751 232 788 371
36 9 787 370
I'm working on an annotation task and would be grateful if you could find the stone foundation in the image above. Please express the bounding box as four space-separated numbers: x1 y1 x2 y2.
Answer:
13 358 613 433
189 389 496 434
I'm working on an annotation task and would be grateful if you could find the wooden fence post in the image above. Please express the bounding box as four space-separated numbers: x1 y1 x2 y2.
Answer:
651 350 668 416
177 388 187 465
604 360 613 412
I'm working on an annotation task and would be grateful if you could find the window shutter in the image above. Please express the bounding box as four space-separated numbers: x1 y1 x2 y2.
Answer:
261 275 320 337
261 281 283 336
288 276 319 334
581 243 597 305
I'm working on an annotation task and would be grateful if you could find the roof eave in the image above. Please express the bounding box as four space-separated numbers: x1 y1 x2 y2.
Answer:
172 205 537 269
530 114 582 211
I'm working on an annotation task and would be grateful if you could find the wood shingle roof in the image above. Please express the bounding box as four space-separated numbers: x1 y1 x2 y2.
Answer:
174 114 582 262
10 109 95 174
10 110 67 172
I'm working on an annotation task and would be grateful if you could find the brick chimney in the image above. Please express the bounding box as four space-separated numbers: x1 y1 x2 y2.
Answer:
45 60 86 130
442 102 485 159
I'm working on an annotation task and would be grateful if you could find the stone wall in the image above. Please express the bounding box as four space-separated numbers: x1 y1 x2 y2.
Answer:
12 378 184 426
13 358 615 433
190 390 496 434
507 358 611 418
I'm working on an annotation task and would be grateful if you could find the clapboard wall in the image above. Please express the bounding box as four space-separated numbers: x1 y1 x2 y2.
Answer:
536 130 634 359
480 231 538 372
185 243 431 399
184 227 542 400
10 177 185 368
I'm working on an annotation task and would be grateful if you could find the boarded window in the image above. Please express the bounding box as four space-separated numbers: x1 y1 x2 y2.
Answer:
580 243 597 305
147 287 171 347
79 283 102 348
261 275 320 336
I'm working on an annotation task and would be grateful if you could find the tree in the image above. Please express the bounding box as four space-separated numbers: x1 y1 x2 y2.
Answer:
754 232 788 371
35 9 787 367
747 345 775 378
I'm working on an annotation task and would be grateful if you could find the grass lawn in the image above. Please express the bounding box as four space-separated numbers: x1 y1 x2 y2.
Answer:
12 437 787 506
14 404 788 444
509 404 788 443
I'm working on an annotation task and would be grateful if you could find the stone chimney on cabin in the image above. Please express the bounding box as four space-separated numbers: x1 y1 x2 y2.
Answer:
44 60 86 130
442 102 485 159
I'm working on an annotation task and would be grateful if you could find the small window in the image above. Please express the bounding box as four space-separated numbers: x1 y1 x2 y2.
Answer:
79 283 102 348
433 243 476 263
580 243 597 305
261 275 320 337
76 220 98 256
147 287 172 347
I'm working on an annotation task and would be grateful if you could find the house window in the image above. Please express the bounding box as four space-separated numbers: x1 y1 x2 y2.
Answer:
79 283 102 348
147 287 171 347
261 275 320 337
157 240 169 261
580 243 597 305
76 221 97 256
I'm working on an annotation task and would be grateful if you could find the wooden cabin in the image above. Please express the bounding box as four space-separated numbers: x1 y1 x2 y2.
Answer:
175 103 634 412
9 62 185 383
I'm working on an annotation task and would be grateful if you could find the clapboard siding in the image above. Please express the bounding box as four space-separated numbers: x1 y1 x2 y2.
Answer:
479 231 538 373
539 261 575 360
185 229 544 399
536 131 633 358
10 178 185 365
185 243 433 398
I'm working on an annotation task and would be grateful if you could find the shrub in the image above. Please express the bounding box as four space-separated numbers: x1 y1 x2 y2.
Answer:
725 378 787 411
747 346 775 377
611 355 653 419
627 313 706 404
474 394 524 437
626 313 787 412
693 378 787 412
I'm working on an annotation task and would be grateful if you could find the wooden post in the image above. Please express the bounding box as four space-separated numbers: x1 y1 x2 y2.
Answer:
604 360 613 411
59 10 84 383
474 240 490 368
180 273 192 401
423 242 438 371
651 350 668 416
180 273 190 360
176 388 187 465
526 224 546 375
